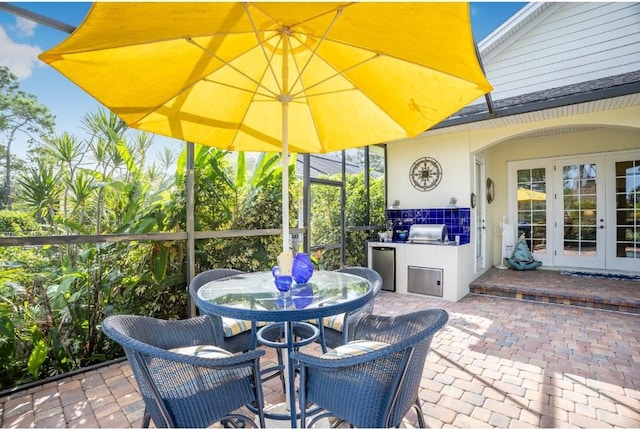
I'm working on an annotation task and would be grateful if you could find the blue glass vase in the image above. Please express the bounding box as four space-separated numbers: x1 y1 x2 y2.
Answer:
292 252 314 284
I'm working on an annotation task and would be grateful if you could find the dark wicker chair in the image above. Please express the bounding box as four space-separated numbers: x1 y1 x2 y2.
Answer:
189 268 255 353
102 314 265 428
190 268 286 390
292 309 449 428
316 266 384 351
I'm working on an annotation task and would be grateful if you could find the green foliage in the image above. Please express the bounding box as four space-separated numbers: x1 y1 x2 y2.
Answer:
183 148 301 272
27 340 48 378
16 158 63 224
0 210 40 235
0 109 188 389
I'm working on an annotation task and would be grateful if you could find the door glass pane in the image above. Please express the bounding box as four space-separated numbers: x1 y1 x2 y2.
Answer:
615 159 640 259
562 164 597 256
516 167 547 254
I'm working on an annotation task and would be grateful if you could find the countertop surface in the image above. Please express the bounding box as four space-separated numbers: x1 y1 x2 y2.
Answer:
370 240 462 246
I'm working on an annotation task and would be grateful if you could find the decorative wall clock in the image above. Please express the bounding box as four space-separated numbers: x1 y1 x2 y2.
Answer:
486 178 495 204
409 157 442 191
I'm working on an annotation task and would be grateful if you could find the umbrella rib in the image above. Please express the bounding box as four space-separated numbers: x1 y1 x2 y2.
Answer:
201 78 276 100
307 31 490 91
288 5 344 96
186 37 279 100
243 2 283 98
42 30 261 55
290 54 379 100
294 87 358 100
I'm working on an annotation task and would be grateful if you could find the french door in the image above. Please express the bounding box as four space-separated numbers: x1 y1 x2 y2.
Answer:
510 150 640 271
606 152 640 271
553 157 605 268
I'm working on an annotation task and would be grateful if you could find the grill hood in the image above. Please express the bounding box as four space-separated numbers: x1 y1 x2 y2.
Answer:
408 224 448 243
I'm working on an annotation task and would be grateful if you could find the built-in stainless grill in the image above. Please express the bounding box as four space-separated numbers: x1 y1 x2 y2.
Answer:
408 224 448 244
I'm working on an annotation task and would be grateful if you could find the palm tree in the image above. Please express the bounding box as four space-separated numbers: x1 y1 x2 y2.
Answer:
16 158 62 225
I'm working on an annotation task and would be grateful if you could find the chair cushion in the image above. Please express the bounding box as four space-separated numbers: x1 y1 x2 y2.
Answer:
222 317 251 337
321 313 345 332
320 339 389 359
222 317 267 337
305 314 346 332
170 345 232 359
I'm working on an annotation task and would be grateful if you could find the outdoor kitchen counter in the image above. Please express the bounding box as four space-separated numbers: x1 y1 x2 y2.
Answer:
368 241 473 302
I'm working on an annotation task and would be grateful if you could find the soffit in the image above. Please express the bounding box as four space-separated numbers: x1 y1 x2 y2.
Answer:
423 92 640 137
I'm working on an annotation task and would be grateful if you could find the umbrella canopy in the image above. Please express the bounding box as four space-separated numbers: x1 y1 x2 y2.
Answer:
39 2 492 252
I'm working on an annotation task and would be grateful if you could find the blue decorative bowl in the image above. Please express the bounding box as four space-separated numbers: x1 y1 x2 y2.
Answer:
273 274 293 292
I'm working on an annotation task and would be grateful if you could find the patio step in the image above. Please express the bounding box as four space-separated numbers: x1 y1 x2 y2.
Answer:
469 267 640 315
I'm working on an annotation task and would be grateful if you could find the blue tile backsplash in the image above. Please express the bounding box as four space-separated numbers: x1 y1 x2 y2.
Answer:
386 208 471 245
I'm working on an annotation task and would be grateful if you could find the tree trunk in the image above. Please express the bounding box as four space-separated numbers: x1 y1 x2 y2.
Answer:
4 130 15 210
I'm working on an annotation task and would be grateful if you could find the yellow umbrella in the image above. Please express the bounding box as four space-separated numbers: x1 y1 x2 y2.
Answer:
39 2 492 253
518 187 546 201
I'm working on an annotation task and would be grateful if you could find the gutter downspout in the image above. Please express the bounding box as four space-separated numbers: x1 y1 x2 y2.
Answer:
475 42 496 119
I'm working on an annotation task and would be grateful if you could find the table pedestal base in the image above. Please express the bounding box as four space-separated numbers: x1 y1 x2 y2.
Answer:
256 321 322 427
256 403 329 428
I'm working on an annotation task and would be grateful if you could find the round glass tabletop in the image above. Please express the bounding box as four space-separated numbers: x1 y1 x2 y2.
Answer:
195 270 373 322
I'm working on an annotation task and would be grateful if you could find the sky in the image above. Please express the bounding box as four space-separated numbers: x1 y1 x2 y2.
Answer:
0 2 527 161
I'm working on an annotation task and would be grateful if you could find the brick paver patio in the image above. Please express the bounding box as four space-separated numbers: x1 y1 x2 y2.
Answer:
2 274 639 428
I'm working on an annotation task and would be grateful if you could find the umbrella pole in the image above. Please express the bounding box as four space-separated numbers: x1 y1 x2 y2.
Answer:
281 26 291 256
280 30 297 426
281 107 298 426
282 100 290 254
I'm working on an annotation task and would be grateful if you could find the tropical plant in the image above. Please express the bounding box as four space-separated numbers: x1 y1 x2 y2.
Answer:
2 110 187 387
175 147 300 272
16 158 63 224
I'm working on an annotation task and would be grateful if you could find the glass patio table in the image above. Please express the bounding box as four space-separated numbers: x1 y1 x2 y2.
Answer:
195 269 373 428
